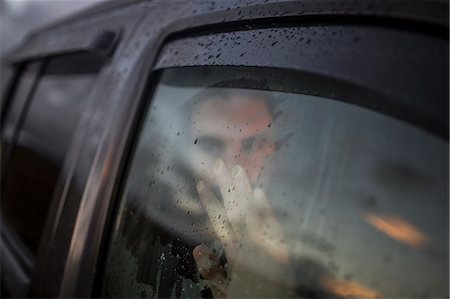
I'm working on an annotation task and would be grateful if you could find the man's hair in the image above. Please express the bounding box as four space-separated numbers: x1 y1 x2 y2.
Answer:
185 79 292 152
189 78 278 118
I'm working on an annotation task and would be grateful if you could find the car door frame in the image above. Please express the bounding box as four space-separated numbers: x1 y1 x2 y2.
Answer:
82 0 447 298
0 4 143 296
3 0 447 298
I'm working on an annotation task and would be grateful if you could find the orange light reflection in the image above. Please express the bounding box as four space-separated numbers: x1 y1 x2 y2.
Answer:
321 276 381 299
364 213 428 248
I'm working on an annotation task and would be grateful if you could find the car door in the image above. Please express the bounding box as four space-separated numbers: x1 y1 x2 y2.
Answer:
1 51 108 298
0 18 125 296
16 1 447 298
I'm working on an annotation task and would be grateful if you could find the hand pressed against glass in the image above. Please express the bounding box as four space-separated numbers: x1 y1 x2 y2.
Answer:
189 94 290 297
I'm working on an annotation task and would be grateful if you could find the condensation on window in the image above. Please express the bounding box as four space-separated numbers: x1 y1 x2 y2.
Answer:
101 68 448 298
104 231 209 298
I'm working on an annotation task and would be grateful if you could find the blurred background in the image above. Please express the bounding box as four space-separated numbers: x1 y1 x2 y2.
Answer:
0 0 108 56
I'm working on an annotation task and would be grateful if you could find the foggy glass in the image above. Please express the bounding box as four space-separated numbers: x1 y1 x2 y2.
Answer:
102 67 448 298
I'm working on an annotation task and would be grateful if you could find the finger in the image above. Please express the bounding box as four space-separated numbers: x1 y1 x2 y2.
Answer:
252 188 272 216
209 287 227 299
208 278 229 299
212 159 234 211
230 164 252 198
248 188 290 264
254 231 290 264
213 160 248 234
197 181 235 252
193 244 224 280
247 217 290 264
219 164 251 231
193 245 229 297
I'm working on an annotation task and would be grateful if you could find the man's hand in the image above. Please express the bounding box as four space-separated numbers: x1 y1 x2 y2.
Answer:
193 159 290 298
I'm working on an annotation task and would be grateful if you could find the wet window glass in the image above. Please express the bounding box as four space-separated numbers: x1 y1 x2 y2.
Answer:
2 53 102 254
101 67 448 298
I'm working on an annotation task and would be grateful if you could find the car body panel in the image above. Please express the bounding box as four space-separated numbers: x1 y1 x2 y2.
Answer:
1 0 448 297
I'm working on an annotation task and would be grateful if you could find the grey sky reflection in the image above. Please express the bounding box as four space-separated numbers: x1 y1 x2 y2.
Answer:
0 0 107 55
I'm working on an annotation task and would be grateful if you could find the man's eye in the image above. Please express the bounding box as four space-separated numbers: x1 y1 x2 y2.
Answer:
257 138 269 149
197 138 224 156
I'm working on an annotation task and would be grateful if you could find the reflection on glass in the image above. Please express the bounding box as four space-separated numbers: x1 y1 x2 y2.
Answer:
320 276 381 299
364 213 429 248
102 67 448 298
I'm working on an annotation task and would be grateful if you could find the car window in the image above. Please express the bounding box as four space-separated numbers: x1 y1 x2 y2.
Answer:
1 53 103 255
101 67 448 298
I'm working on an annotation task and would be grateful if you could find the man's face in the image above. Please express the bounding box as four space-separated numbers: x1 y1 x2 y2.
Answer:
189 94 274 188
